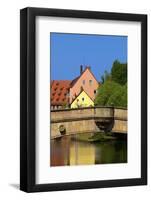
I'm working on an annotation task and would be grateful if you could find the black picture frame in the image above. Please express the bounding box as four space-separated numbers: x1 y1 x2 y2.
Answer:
20 7 147 192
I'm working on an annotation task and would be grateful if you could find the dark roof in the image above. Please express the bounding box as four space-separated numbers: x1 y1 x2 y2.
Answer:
70 76 80 87
51 80 71 106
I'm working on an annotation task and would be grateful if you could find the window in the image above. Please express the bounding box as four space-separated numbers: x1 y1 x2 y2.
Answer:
89 80 92 85
82 80 85 85
82 97 84 102
94 90 97 94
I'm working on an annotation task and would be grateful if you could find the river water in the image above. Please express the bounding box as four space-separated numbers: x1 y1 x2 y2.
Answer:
50 133 127 166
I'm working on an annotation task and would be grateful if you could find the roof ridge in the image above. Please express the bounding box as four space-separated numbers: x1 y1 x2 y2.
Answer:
70 66 98 88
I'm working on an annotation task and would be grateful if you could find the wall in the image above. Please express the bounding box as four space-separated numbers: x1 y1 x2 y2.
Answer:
70 68 99 103
51 119 99 138
0 0 150 200
51 107 112 120
51 107 127 138
71 90 94 108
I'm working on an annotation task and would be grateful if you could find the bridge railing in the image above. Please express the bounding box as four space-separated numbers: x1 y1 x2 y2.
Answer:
114 108 127 120
94 107 114 118
51 106 125 122
51 107 94 122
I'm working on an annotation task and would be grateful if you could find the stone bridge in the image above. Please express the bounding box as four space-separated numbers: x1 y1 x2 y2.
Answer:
51 106 127 139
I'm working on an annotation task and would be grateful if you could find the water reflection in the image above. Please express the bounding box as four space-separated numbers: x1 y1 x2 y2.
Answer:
50 134 127 166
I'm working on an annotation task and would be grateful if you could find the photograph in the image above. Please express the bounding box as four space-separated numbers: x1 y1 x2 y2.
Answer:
50 33 127 167
20 7 147 192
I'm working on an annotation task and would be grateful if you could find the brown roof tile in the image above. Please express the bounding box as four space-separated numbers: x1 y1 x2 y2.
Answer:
51 80 71 106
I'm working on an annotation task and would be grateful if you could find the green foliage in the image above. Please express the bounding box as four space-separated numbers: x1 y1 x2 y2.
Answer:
101 70 111 84
62 102 69 109
95 80 127 107
95 60 127 108
107 83 127 107
95 80 121 106
120 84 127 107
111 60 127 85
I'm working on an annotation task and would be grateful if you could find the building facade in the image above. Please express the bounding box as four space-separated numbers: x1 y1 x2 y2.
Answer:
70 90 94 108
51 66 99 110
70 66 99 103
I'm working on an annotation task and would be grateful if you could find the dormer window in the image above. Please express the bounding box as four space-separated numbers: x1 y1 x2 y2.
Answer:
82 97 84 102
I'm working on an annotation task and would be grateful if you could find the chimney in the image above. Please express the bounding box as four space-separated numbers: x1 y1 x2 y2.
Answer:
80 65 83 75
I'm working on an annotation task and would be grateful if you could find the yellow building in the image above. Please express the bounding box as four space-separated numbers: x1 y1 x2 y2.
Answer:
71 90 94 108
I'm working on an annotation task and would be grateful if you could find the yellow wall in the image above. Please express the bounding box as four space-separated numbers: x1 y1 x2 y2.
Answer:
71 90 94 108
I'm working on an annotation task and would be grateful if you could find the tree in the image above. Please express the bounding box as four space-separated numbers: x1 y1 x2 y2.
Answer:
94 80 122 106
101 70 111 84
111 60 127 85
120 83 127 107
95 81 127 107
95 60 127 108
107 83 127 107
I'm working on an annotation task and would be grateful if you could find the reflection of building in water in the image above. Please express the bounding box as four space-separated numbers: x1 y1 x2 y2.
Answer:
69 142 95 165
51 138 70 166
51 137 95 166
50 135 127 167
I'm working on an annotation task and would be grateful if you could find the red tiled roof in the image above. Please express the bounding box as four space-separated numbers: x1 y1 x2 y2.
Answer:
51 80 71 106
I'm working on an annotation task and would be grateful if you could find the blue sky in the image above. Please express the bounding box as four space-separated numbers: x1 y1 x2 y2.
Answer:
50 33 127 81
